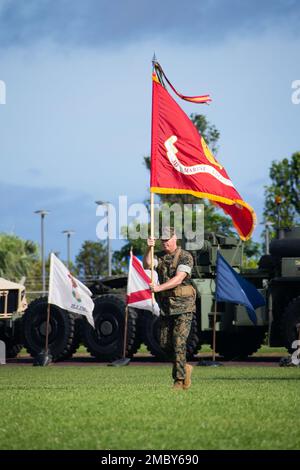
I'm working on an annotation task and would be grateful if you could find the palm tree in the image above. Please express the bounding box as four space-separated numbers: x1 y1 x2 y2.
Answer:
0 234 39 281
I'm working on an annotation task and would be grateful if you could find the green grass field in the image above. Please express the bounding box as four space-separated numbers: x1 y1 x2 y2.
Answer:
20 344 289 356
0 366 299 450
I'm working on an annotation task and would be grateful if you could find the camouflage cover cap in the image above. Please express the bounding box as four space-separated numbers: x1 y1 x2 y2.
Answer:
160 226 176 240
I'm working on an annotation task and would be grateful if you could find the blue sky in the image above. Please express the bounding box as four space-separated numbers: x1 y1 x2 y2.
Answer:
0 0 299 262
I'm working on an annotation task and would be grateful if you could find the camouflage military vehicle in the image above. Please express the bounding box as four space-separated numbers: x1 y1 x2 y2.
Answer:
22 226 300 362
246 226 300 354
127 232 267 361
0 278 27 358
79 232 265 362
22 277 140 363
138 226 300 360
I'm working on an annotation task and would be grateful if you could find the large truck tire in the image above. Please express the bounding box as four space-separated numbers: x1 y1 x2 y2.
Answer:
23 297 75 361
281 297 300 353
127 307 143 355
213 328 266 360
0 337 23 358
81 295 138 361
0 317 23 358
62 316 83 359
141 312 201 360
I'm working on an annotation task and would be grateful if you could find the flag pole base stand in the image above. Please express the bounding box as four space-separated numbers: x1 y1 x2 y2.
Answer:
33 351 53 367
107 357 131 367
279 356 299 367
196 359 223 367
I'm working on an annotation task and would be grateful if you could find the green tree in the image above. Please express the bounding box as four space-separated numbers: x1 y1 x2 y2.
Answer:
25 253 77 294
0 233 39 282
76 240 108 278
264 152 300 228
190 113 220 154
113 224 149 274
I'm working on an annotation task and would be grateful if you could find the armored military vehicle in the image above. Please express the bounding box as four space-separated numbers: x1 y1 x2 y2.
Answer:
249 226 300 353
22 226 300 362
0 278 27 358
127 232 267 361
136 226 300 360
22 276 140 362
80 232 265 362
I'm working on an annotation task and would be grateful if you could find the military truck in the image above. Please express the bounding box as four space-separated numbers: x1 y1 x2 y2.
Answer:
62 230 266 362
140 226 299 360
246 226 300 354
21 226 300 362
22 275 140 362
124 232 268 361
0 278 27 358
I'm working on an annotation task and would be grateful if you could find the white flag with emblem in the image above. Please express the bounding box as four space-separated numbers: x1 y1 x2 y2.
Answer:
48 253 95 328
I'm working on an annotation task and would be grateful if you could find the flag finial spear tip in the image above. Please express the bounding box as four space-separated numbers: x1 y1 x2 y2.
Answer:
152 52 157 65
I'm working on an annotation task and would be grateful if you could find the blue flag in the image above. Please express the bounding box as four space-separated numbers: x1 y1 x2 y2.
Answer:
215 252 265 325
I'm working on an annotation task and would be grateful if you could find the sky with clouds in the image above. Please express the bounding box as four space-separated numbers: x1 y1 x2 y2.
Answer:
0 0 299 262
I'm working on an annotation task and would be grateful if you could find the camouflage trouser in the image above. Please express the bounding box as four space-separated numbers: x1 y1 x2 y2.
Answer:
160 312 193 381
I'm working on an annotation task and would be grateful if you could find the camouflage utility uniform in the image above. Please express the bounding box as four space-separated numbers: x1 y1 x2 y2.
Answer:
155 247 196 382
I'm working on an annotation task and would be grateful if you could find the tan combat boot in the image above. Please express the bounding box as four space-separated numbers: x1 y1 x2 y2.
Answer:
172 380 184 390
183 364 193 390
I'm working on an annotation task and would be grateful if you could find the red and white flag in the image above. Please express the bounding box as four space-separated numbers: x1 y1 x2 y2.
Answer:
126 253 160 316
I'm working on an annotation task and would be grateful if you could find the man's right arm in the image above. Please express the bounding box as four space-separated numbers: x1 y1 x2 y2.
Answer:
143 238 155 269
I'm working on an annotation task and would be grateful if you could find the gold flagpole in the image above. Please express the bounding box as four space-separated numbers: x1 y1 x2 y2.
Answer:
150 56 166 307
150 54 159 308
150 191 155 306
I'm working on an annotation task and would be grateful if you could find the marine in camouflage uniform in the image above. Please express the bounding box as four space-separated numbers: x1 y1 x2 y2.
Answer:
155 247 196 383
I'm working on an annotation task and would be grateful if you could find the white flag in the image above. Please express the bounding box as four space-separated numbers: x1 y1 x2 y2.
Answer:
127 253 160 316
48 253 95 328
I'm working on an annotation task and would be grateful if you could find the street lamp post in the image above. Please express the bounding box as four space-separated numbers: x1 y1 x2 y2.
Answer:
62 230 75 270
34 210 50 294
95 200 112 276
265 221 274 255
260 220 274 255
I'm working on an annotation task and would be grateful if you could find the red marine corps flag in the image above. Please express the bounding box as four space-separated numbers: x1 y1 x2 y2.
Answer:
150 62 256 240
